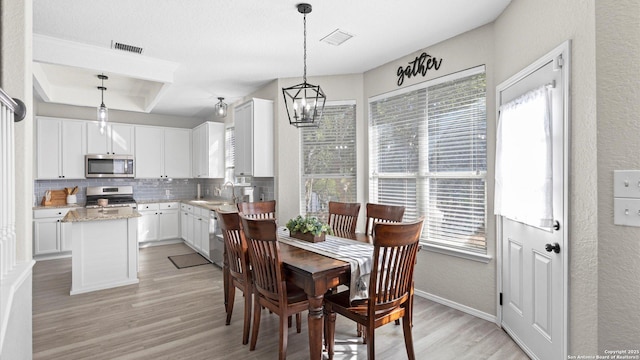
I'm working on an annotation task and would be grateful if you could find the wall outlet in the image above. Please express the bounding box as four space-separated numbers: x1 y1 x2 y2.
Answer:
165 189 171 196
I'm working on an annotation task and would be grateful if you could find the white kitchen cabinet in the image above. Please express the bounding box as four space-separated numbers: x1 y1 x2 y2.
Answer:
158 202 180 240
180 203 190 242
86 122 134 155
163 128 191 178
135 126 191 179
137 203 160 242
36 117 86 179
180 203 211 258
234 98 274 177
33 207 75 257
192 121 225 178
137 202 180 243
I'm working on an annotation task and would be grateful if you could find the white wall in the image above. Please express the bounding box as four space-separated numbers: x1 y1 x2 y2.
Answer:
363 23 497 317
494 0 599 354
595 0 640 351
35 102 207 129
1 0 34 358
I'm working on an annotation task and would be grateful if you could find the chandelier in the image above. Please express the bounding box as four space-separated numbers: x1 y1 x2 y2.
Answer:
282 3 326 128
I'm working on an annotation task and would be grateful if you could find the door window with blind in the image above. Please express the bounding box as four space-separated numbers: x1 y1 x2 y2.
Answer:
301 102 357 220
369 66 487 254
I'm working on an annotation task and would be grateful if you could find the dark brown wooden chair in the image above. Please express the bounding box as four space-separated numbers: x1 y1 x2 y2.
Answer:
216 209 252 345
361 203 406 334
240 216 309 360
328 201 361 238
237 200 276 219
364 203 405 236
323 218 424 360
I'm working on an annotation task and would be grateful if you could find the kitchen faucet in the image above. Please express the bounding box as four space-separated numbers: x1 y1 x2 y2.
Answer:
223 181 237 203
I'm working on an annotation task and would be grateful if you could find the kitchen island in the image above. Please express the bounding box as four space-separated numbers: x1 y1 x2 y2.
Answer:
63 207 141 295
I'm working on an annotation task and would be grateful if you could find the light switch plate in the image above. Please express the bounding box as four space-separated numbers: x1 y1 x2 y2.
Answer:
614 170 640 198
614 198 640 227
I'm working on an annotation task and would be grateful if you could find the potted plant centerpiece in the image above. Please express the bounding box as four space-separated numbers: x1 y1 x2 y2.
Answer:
285 215 332 243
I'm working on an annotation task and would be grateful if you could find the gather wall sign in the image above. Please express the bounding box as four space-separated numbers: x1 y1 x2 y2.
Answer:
396 52 443 86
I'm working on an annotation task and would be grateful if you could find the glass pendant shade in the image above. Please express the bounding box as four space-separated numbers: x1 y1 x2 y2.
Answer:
97 102 108 132
215 97 228 117
97 74 109 133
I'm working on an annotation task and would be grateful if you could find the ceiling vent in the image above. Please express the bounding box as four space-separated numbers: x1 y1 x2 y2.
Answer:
111 41 144 55
320 29 354 46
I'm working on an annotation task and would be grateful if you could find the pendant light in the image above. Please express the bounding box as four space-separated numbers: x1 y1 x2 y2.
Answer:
282 3 326 128
97 74 108 133
215 97 228 117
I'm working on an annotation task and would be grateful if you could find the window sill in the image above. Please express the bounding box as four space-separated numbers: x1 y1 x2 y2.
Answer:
421 242 492 263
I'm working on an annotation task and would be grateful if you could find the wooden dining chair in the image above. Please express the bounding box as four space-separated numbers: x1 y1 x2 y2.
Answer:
364 203 405 236
216 209 253 345
328 201 361 238
236 200 276 219
323 218 424 360
240 216 309 360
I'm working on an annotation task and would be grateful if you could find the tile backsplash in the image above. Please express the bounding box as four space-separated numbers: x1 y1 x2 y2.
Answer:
34 177 274 206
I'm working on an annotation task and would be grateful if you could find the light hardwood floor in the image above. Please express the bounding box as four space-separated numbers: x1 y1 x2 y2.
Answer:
33 243 529 360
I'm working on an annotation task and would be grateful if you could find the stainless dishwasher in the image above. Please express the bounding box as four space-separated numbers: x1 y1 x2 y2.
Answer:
209 210 224 268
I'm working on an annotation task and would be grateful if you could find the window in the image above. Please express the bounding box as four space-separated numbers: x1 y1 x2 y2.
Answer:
225 126 235 182
369 67 487 254
300 102 357 220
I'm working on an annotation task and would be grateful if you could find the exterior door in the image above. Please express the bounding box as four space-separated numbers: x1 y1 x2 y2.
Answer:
497 42 569 360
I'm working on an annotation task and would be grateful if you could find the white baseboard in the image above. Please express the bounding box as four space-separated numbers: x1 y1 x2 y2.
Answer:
414 289 497 324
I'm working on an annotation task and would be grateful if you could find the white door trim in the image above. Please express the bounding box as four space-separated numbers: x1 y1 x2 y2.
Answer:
495 40 570 360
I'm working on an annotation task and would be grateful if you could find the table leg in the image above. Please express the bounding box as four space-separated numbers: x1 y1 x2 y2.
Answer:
307 294 324 360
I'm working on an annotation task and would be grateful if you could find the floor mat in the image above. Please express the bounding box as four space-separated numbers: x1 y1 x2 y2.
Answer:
168 253 211 269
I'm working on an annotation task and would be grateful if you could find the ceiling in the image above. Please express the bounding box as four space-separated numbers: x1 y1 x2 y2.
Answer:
33 0 512 119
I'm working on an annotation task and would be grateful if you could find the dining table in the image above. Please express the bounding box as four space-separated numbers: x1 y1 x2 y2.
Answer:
221 229 372 360
277 231 372 360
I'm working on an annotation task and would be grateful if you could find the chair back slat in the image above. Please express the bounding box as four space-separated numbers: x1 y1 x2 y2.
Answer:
240 216 284 304
328 201 360 236
237 200 276 219
216 210 250 280
364 203 405 236
369 218 423 315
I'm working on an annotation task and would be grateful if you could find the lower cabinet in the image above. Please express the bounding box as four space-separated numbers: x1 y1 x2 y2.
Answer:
33 207 76 257
180 203 211 259
137 202 180 243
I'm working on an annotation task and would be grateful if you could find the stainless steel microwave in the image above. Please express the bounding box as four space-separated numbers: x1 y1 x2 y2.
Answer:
85 154 135 178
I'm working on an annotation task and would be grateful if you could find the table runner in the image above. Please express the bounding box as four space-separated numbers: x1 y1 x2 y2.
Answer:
277 227 373 300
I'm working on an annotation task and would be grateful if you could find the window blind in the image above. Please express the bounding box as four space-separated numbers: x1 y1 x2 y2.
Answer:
369 70 487 253
300 103 357 220
225 126 235 182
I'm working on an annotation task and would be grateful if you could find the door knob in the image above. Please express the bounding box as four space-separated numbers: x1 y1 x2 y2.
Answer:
545 243 560 253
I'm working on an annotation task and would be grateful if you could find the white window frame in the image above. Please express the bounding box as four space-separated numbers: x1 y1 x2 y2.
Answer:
368 66 491 262
299 100 357 220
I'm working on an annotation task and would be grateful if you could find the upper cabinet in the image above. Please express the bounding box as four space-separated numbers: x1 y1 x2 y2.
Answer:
135 126 191 179
234 98 274 177
86 122 134 155
192 121 225 178
36 117 86 179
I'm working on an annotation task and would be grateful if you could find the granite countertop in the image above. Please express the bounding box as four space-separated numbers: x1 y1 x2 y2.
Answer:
136 197 235 211
33 203 84 210
182 198 236 212
62 207 141 223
